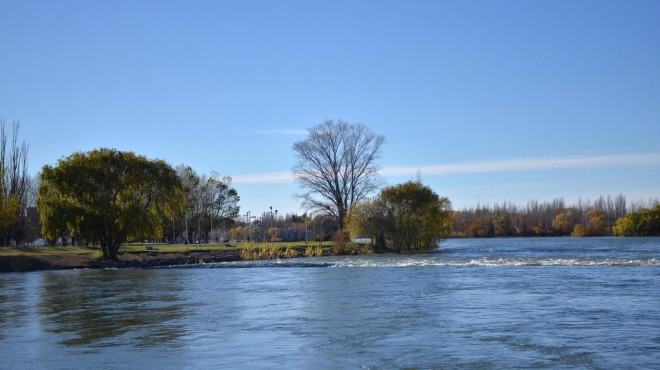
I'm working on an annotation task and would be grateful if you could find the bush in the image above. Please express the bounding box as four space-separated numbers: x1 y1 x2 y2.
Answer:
283 247 298 258
241 243 300 260
305 246 324 257
331 231 351 255
91 250 105 261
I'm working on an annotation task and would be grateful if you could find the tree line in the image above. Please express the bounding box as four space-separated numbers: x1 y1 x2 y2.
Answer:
0 121 243 255
452 195 659 237
3 117 658 260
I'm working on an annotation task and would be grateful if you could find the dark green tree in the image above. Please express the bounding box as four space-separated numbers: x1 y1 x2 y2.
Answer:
37 148 185 259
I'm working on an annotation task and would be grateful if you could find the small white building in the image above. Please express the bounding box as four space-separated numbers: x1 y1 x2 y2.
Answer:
30 238 48 247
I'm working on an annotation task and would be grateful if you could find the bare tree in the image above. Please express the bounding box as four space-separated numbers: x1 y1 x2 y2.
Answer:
292 119 385 230
0 120 30 245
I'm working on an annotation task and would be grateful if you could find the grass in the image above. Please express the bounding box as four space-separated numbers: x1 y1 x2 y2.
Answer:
0 241 337 257
0 246 96 256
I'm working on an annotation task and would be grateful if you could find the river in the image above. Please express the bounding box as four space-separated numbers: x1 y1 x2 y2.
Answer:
1 237 658 369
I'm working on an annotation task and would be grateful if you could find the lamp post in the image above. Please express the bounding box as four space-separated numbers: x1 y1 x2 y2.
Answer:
250 215 256 243
244 211 250 245
210 184 215 244
256 216 263 242
274 210 278 242
318 215 324 248
268 206 274 244
305 212 313 244
185 211 189 245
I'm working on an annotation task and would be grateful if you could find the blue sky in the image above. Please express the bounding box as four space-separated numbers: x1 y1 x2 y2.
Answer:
2 0 659 215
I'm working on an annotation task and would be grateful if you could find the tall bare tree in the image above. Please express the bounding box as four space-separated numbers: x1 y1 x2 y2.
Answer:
292 119 385 230
0 119 30 245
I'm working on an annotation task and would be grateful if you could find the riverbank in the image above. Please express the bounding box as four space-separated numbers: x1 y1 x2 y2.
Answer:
0 241 379 272
0 249 247 272
0 243 349 272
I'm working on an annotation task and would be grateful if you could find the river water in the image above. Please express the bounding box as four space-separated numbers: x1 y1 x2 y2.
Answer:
1 237 658 369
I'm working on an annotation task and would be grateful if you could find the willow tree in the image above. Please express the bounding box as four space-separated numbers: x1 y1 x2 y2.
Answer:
292 120 385 230
348 181 453 253
37 148 185 259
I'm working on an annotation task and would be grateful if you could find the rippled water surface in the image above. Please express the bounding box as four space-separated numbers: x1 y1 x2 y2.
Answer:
1 237 658 369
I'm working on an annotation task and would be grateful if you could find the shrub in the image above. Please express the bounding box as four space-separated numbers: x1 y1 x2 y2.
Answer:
241 243 258 260
305 246 324 257
331 231 351 255
283 247 298 258
91 250 105 261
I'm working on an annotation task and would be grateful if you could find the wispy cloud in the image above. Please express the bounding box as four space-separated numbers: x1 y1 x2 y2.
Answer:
232 153 660 184
381 153 660 177
255 129 307 137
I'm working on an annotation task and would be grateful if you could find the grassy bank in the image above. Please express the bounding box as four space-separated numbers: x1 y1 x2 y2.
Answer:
0 241 370 273
0 242 332 256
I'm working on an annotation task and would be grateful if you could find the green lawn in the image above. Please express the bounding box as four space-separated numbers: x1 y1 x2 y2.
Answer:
0 246 95 256
0 241 336 256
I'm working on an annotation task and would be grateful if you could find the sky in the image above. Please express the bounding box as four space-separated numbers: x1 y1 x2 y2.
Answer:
1 0 659 216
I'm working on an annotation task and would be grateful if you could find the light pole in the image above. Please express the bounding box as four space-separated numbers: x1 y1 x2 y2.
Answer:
256 216 263 242
250 215 256 243
244 211 250 244
318 215 324 248
268 206 274 244
185 211 189 245
210 184 215 244
274 210 278 242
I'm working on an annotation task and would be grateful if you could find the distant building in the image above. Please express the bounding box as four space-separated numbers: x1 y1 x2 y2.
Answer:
30 238 48 247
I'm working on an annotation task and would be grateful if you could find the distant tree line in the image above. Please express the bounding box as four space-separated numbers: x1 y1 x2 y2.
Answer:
452 195 659 237
229 212 339 244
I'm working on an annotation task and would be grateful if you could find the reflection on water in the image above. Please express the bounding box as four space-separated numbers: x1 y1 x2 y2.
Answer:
0 274 29 341
39 269 188 347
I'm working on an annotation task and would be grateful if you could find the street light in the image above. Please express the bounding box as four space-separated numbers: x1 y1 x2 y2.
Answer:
318 214 324 248
244 211 250 244
306 212 313 244
250 215 256 242
255 216 263 242
268 206 274 244
273 209 278 242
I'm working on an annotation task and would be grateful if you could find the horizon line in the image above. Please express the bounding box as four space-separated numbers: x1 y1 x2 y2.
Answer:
232 152 660 184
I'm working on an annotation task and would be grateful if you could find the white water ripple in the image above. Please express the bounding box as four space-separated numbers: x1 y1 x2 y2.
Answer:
331 257 659 268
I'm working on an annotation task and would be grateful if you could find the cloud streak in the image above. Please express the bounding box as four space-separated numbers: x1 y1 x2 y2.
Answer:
232 153 660 184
